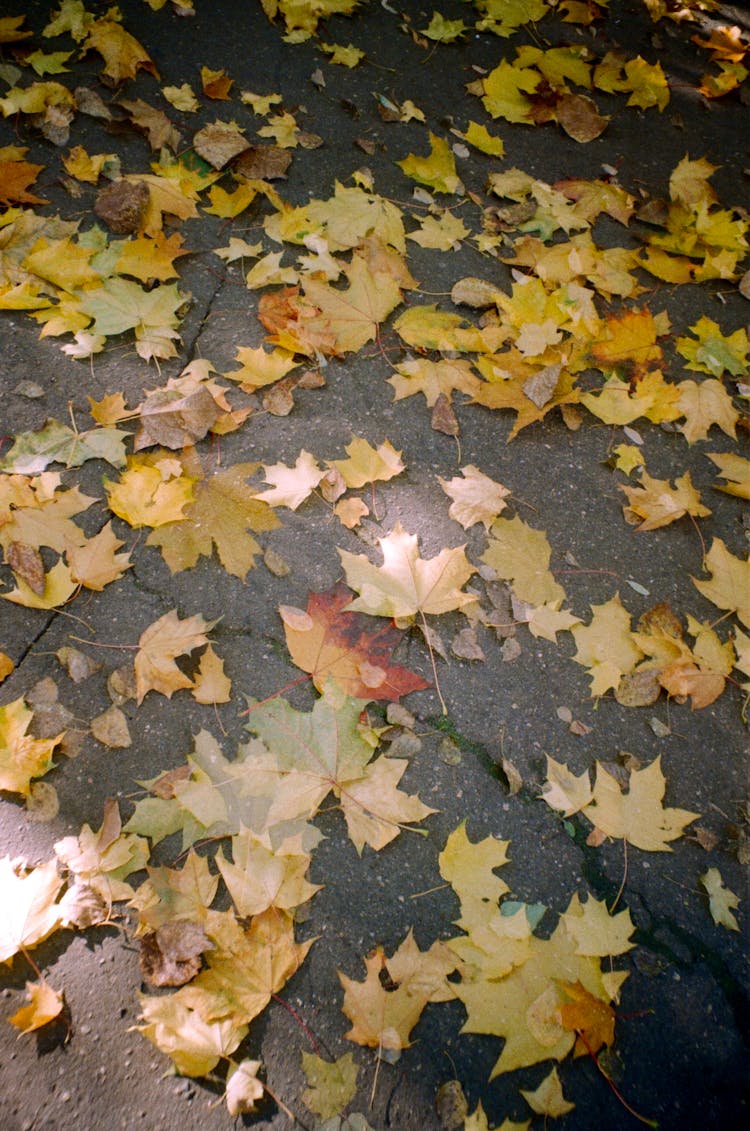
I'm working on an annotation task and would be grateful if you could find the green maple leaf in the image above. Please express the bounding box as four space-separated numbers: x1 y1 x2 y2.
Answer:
301 1052 359 1121
79 278 186 360
0 419 127 473
676 316 749 377
244 685 435 853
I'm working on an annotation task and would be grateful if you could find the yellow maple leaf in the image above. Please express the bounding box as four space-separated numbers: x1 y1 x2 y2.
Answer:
571 594 643 695
320 41 364 66
388 357 481 407
581 371 682 426
540 755 594 818
397 132 462 194
215 829 320 917
328 436 404 489
700 867 740 931
191 644 232 705
520 1066 575 1118
162 82 199 112
23 235 101 292
0 15 33 42
676 378 738 443
62 145 116 183
481 514 565 607
561 892 635 956
223 345 300 391
147 460 279 579
82 18 157 83
440 465 510 530
706 452 750 500
114 232 189 283
251 450 325 510
301 1051 358 1123
459 120 505 156
582 758 699 850
621 469 711 530
299 253 403 354
692 537 750 627
455 912 618 1077
105 454 196 528
9 979 64 1034
407 210 469 250
438 821 510 906
137 993 247 1077
67 522 132 590
0 857 63 963
178 907 313 1029
225 1058 264 1117
340 930 457 1049
340 522 475 619
0 698 60 796
134 609 215 703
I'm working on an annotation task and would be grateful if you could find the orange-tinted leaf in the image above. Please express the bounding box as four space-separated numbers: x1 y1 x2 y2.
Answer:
280 583 429 699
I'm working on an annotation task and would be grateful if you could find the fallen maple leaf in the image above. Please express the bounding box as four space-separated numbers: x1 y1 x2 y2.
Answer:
216 828 320 917
82 18 157 83
582 757 699 851
520 1066 575 1118
105 453 196 528
243 685 435 852
328 437 404 489
225 1058 264 1117
137 993 247 1077
301 1051 358 1122
177 907 313 1029
9 979 64 1034
0 697 61 797
676 378 739 444
339 930 458 1049
0 856 63 963
0 159 47 205
280 584 429 699
67 522 132 590
700 867 740 931
340 523 475 620
692 538 750 628
571 594 643 695
440 466 510 530
148 460 279 579
134 609 216 703
706 452 750 500
620 469 710 530
481 515 565 608
438 821 510 906
251 450 325 510
397 132 462 194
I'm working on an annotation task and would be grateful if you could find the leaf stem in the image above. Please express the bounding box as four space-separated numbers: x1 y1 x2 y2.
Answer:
419 610 447 714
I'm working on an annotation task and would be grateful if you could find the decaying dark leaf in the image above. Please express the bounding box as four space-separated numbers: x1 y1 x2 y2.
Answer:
431 393 459 435
234 145 292 181
94 178 150 234
139 920 212 987
6 542 45 595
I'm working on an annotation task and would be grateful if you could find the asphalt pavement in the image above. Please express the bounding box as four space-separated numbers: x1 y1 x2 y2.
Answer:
1 2 748 1129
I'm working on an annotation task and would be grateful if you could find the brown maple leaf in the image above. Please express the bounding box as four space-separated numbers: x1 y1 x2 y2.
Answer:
280 583 429 700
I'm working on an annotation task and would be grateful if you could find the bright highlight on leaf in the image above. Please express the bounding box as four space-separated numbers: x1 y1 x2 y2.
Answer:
340 522 476 619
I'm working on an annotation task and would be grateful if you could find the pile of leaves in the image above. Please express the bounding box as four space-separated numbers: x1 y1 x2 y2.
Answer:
1 0 747 1127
